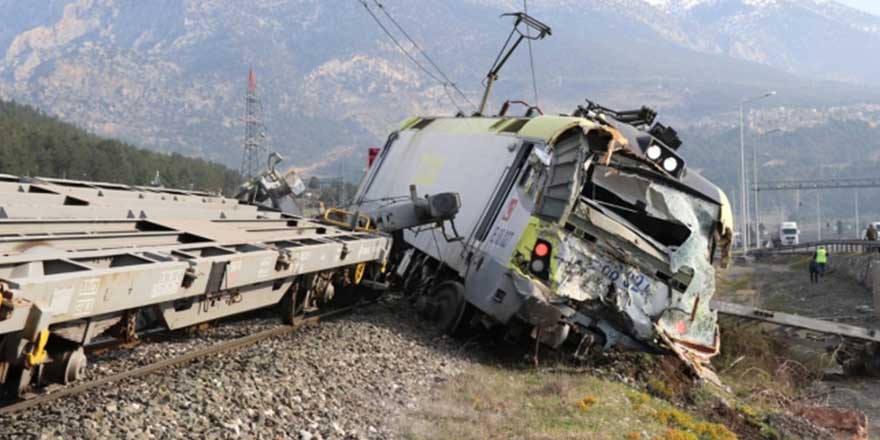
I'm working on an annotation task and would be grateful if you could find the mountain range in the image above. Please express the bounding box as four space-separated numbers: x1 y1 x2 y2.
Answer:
1 0 880 179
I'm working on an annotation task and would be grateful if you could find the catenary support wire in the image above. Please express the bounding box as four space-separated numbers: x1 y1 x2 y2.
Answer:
373 0 477 112
356 0 473 113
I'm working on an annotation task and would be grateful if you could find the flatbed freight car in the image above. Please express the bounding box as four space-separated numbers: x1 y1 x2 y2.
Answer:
0 170 374 398
0 164 462 398
0 213 391 397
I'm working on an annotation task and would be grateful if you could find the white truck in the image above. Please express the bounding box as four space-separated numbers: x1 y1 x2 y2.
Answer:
773 221 800 246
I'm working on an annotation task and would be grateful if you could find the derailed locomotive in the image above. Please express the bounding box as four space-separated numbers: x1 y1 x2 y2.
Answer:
352 102 733 372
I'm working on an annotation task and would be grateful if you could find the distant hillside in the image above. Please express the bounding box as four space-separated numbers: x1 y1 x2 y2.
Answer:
682 118 880 224
3 0 880 175
0 99 241 193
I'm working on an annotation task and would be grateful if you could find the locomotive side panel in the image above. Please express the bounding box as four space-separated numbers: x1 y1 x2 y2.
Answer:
355 121 523 275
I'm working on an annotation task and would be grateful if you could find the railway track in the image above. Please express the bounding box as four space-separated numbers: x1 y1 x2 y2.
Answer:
0 303 361 416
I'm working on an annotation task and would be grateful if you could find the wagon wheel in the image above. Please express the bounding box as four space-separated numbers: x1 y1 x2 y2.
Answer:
2 365 32 399
329 267 362 308
419 281 466 336
279 279 309 325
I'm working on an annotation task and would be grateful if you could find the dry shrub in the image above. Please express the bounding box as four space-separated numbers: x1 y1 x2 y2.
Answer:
575 395 597 413
715 319 821 401
651 408 737 440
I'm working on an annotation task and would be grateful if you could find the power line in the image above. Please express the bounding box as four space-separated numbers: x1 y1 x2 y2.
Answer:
356 0 473 113
356 0 444 85
372 0 477 111
523 0 539 107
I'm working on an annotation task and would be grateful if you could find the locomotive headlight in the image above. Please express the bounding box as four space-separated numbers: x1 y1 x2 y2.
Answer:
663 157 678 172
646 145 662 160
530 259 546 273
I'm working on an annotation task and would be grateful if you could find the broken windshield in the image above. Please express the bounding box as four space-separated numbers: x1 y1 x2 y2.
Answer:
585 166 695 249
581 163 720 268
558 160 721 349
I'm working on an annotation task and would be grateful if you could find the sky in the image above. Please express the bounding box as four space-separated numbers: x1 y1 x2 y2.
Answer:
838 0 880 17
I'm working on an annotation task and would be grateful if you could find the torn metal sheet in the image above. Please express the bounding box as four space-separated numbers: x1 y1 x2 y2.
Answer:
523 124 726 369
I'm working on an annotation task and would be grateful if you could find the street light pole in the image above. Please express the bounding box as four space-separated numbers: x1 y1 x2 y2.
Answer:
739 106 748 254
817 192 822 241
739 91 776 255
855 188 860 239
753 128 781 248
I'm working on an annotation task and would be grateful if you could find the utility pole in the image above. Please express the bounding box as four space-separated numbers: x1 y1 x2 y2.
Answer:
752 132 758 247
739 91 776 254
240 69 267 180
855 188 861 239
753 128 781 248
339 159 347 207
740 108 748 252
817 192 822 241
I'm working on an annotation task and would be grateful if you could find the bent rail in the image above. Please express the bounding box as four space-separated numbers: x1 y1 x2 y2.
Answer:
712 300 880 343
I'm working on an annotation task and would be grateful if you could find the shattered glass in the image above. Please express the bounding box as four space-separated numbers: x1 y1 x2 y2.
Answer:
551 167 720 350
652 184 719 349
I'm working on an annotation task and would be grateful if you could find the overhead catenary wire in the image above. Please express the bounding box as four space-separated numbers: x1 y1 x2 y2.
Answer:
356 0 475 113
523 0 539 107
372 0 477 112
356 0 443 84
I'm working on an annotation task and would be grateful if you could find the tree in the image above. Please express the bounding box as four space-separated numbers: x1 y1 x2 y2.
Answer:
0 99 242 194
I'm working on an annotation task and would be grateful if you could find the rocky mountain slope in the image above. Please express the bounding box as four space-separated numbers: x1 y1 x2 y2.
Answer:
1 0 880 175
649 0 880 83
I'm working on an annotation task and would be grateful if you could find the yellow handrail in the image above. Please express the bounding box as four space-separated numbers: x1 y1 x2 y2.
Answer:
322 208 373 232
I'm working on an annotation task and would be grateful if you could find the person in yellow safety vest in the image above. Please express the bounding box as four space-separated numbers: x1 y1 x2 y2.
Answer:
814 246 829 280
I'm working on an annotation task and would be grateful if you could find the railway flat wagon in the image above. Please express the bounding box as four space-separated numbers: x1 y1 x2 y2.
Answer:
0 175 392 396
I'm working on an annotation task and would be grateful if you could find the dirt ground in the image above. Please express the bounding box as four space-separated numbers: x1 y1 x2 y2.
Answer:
718 254 880 437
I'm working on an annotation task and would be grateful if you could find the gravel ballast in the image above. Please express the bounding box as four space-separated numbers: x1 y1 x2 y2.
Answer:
0 296 473 439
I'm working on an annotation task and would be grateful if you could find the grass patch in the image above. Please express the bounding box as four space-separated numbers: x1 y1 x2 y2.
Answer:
715 275 752 296
403 364 734 440
758 293 800 314
647 378 675 400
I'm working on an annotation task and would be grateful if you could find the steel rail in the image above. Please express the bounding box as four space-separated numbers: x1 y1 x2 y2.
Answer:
0 303 362 416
